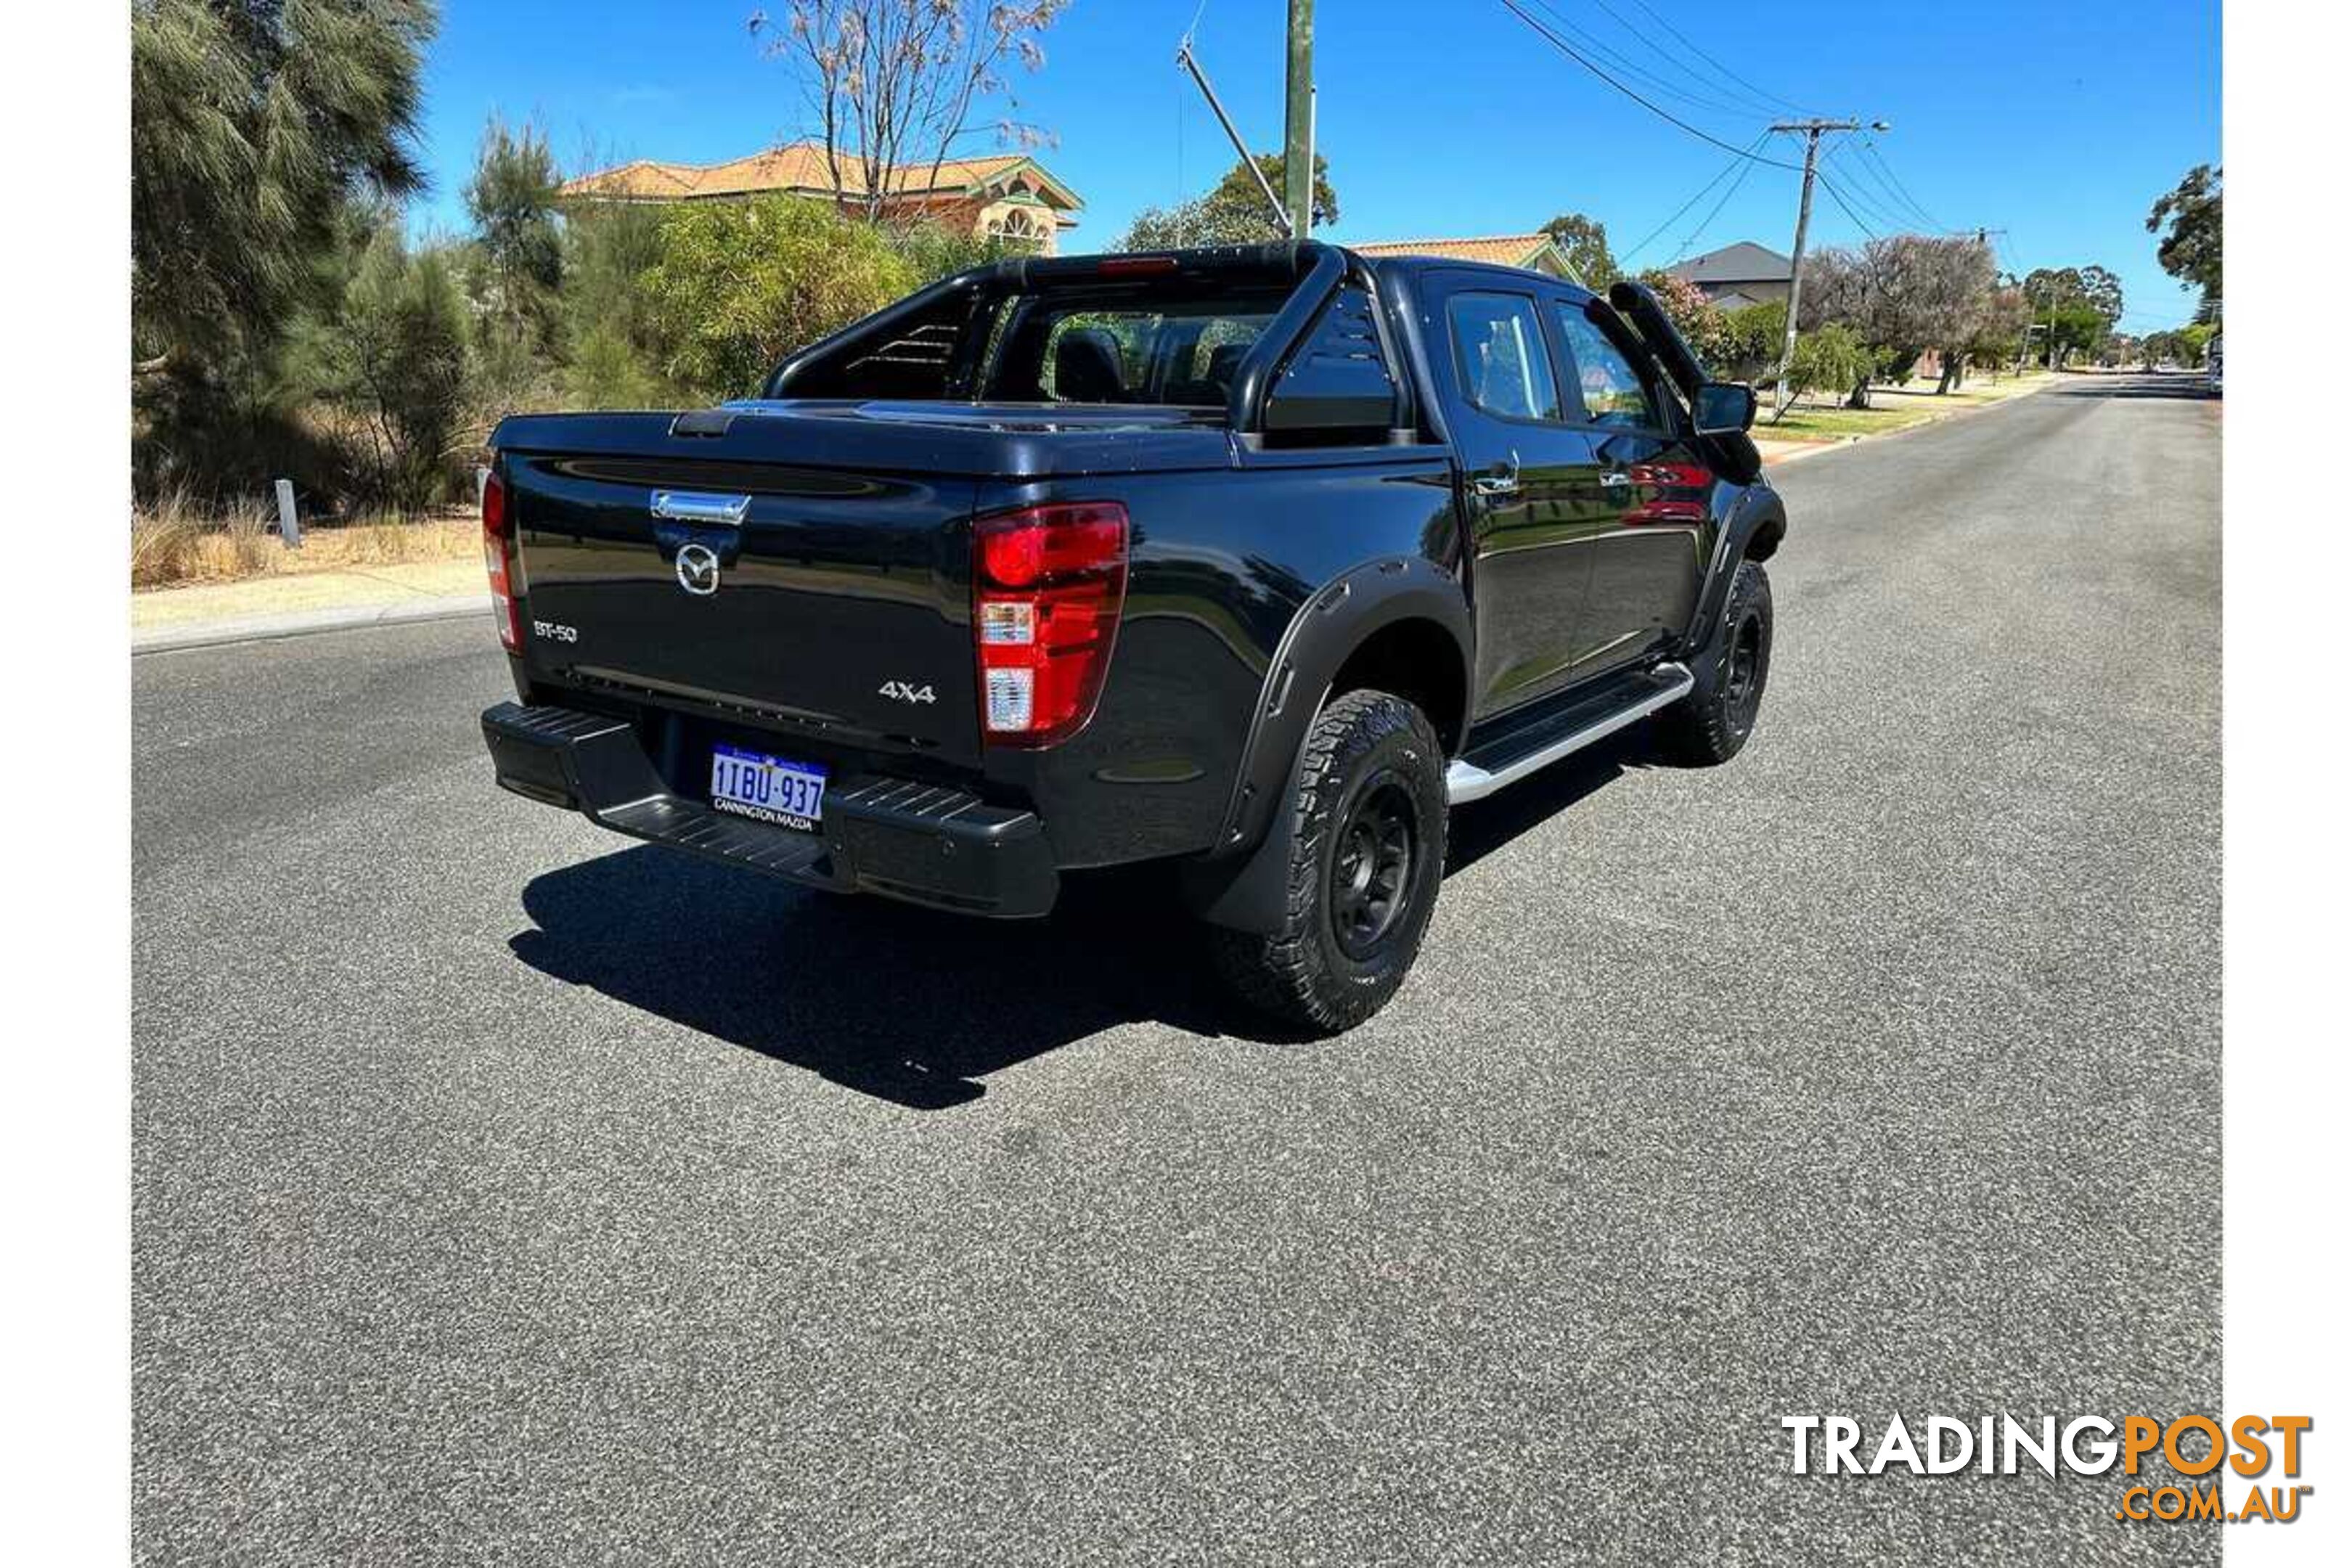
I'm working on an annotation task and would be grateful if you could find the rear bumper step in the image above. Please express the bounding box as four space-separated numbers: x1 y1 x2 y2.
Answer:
481 702 1058 918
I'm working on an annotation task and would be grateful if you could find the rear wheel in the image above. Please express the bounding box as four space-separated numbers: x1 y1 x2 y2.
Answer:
1208 690 1447 1034
1657 560 1772 765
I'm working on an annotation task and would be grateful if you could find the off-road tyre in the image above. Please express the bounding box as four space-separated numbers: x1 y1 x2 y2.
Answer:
1657 560 1773 766
1208 690 1448 1034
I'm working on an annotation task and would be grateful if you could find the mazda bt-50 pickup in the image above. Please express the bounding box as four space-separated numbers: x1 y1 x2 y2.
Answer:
479 241 1786 1032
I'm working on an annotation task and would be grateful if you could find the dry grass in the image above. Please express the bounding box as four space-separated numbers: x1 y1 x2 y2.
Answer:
131 491 477 591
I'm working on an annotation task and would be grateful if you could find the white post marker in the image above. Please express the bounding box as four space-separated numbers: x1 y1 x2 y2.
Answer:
273 478 301 549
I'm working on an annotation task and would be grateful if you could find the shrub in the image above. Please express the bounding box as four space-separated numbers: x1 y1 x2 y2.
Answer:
887 221 1024 286
1720 301 1786 382
291 226 474 509
641 195 918 400
1635 269 1735 374
1784 323 1874 405
557 201 688 409
131 489 276 589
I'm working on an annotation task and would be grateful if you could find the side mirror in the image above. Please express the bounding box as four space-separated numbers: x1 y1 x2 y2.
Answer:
1692 380 1757 435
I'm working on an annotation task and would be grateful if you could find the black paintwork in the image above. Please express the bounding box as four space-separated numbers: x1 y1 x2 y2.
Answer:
482 242 1782 926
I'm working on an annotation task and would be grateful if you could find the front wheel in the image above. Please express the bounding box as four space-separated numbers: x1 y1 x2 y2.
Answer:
1207 689 1448 1034
1657 560 1773 766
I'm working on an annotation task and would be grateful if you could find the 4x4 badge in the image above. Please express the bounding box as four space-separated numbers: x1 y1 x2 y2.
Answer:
878 681 937 705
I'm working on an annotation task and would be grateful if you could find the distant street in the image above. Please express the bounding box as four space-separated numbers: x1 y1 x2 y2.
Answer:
134 375 2221 1566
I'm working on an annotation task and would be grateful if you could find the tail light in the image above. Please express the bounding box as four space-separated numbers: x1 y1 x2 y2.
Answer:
481 467 522 653
973 501 1129 746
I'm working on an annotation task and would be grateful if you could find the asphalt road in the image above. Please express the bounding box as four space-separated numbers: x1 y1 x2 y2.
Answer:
134 375 2223 1566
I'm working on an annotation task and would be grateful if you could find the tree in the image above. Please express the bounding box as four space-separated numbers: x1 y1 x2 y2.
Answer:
1782 324 1872 409
748 0 1069 225
132 0 436 372
641 195 917 399
1802 236 1998 401
294 221 473 510
2020 266 2123 368
465 115 564 351
2073 264 2125 325
1540 213 1619 287
1118 153 1340 250
2147 163 2221 317
1794 246 1887 404
560 202 687 410
1960 283 2030 380
1717 301 1784 382
1213 153 1338 229
1118 195 1270 250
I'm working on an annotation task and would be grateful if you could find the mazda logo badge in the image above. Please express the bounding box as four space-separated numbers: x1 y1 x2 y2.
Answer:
675 543 721 597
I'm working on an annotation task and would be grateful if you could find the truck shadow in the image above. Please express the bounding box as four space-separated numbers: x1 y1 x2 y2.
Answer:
507 736 1646 1109
508 851 1230 1110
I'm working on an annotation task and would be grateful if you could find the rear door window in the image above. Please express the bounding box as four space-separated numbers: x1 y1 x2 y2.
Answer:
1445 292 1563 422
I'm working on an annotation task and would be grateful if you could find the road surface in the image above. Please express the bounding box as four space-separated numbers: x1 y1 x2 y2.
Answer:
134 375 2222 1566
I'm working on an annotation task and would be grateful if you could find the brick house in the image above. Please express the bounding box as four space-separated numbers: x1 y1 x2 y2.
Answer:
563 141 1084 254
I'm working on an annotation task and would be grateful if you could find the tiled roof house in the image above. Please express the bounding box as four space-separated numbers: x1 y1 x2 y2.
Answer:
1350 234 1580 280
563 142 1083 253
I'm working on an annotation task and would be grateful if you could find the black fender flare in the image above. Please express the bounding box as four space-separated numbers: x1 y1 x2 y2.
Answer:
1682 484 1787 659
1178 554 1471 934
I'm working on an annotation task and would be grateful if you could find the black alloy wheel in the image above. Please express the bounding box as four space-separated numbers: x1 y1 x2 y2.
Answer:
1722 608 1766 740
1330 775 1418 960
1656 559 1773 767
1205 688 1449 1034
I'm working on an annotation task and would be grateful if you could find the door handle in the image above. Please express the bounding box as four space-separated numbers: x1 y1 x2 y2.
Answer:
1471 451 1522 499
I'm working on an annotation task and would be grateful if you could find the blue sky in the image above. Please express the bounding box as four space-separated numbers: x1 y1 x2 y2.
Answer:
415 0 2219 330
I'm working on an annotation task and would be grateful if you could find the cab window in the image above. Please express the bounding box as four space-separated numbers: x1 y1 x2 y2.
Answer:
1446 292 1562 422
1553 303 1661 430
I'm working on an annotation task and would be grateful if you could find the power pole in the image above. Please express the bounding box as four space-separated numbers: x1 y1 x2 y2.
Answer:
1283 0 1315 240
1768 118 1879 416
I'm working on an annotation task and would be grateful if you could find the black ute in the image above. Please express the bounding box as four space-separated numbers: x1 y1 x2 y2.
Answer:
479 242 1787 1032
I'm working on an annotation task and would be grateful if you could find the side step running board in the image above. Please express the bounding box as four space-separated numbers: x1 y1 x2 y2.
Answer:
1445 663 1693 804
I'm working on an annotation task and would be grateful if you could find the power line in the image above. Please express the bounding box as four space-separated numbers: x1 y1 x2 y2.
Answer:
1524 0 1776 121
1616 0 1817 117
1496 0 1805 171
1669 143 1765 263
1857 138 1944 231
1831 141 1919 230
1820 142 1913 232
1811 169 1883 240
1619 133 1771 263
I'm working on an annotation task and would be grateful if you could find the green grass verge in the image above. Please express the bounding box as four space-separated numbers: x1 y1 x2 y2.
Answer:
1763 404 1940 440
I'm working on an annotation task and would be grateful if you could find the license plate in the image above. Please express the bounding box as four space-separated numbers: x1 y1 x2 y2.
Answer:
709 743 828 830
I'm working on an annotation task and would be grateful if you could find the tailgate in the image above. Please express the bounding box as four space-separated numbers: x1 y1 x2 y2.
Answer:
501 428 981 766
